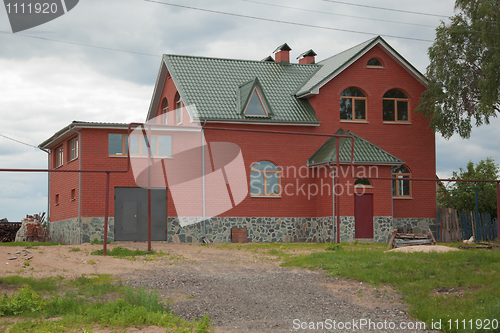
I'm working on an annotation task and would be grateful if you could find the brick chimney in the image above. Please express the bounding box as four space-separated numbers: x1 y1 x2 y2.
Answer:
273 43 291 64
297 49 317 64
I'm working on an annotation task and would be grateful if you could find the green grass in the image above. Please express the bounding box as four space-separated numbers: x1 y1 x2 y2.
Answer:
282 243 500 332
0 242 64 247
91 246 163 259
0 276 62 292
90 238 113 245
0 275 213 333
68 247 80 252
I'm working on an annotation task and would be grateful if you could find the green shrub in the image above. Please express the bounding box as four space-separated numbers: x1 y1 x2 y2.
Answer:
0 286 45 316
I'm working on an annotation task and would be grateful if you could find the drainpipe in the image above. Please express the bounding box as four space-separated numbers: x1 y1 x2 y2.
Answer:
202 120 207 239
38 147 50 225
328 163 335 243
68 126 82 233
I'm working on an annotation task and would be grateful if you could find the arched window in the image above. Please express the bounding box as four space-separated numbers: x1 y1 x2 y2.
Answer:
392 165 411 197
161 98 168 124
354 178 372 187
250 161 280 197
383 89 409 122
174 93 183 125
340 87 366 121
367 58 383 67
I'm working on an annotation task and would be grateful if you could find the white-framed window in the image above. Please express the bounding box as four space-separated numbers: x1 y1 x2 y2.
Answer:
175 94 183 125
55 146 64 168
108 133 172 157
69 137 78 161
161 98 169 124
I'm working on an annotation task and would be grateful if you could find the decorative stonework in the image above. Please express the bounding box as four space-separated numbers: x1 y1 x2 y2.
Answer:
167 217 334 243
393 218 436 236
49 217 114 244
48 215 435 245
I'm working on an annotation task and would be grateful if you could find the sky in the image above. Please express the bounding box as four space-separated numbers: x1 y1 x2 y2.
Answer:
0 0 499 221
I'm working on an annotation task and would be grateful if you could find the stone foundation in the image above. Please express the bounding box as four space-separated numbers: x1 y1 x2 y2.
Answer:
393 218 437 237
48 215 435 244
168 217 334 243
168 216 397 244
49 217 114 244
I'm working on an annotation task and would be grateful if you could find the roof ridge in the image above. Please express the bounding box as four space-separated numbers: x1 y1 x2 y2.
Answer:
317 36 378 65
163 54 321 67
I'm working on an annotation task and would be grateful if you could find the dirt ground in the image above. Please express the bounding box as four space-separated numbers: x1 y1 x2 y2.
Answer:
0 242 439 332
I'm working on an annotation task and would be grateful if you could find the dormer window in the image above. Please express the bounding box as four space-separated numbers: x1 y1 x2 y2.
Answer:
367 58 383 68
239 78 272 118
244 89 268 117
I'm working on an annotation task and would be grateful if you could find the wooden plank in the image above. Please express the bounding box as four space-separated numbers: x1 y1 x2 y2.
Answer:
427 229 437 245
386 229 398 250
395 238 433 248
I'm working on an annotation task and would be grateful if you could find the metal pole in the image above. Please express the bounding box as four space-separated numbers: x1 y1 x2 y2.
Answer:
497 182 499 241
103 171 110 256
475 188 479 242
147 125 152 252
336 138 340 244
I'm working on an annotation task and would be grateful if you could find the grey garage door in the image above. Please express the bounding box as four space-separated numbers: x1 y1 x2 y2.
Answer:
114 187 167 241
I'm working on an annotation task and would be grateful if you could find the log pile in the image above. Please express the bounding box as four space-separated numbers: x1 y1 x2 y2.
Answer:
387 228 436 250
0 221 22 242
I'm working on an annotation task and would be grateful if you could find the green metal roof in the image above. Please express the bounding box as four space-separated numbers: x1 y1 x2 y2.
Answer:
307 128 404 165
162 54 321 123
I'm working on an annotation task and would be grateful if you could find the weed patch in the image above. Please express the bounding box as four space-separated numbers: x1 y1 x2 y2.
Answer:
91 246 163 259
0 275 213 332
283 245 500 332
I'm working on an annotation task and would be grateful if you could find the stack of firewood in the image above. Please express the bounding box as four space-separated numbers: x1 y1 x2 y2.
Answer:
0 222 22 242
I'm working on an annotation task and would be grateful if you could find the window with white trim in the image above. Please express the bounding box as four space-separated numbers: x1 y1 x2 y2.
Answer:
69 137 78 161
55 145 64 167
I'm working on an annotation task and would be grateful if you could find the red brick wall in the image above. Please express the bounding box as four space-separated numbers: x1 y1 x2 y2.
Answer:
307 44 436 219
49 135 80 222
50 43 436 222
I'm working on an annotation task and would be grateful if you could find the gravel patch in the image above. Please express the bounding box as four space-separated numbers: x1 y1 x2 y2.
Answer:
120 261 436 332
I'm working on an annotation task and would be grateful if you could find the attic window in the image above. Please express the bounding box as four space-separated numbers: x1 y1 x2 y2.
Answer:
244 89 268 117
367 58 383 68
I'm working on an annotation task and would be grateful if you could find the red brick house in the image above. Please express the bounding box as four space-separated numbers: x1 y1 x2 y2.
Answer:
39 36 436 244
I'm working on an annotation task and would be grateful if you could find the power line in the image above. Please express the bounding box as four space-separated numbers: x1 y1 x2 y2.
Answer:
0 31 161 58
321 0 449 18
241 0 436 28
144 0 434 43
0 134 40 150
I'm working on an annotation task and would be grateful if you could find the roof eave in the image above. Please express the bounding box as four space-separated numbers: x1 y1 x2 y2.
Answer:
307 161 404 167
200 118 321 126
297 36 428 97
39 122 131 149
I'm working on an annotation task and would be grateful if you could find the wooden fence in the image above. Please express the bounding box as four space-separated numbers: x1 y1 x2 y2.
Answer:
437 208 498 242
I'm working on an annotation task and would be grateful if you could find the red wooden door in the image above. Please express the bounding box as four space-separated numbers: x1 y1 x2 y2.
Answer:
354 193 374 239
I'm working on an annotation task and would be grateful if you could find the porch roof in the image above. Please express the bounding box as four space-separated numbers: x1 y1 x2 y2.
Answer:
307 128 404 166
